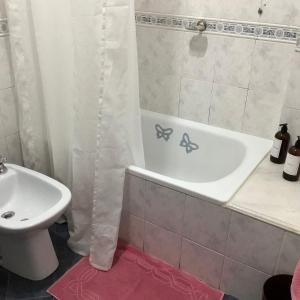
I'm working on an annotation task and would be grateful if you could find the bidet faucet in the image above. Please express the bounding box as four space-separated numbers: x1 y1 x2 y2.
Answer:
0 155 7 174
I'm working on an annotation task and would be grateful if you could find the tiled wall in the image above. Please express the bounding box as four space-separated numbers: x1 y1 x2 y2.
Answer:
280 51 300 144
120 173 300 300
135 0 300 139
0 1 22 165
135 0 300 26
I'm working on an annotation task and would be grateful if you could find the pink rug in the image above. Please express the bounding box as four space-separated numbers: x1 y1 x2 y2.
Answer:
48 244 224 300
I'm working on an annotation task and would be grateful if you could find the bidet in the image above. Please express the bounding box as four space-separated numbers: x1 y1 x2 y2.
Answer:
0 163 71 280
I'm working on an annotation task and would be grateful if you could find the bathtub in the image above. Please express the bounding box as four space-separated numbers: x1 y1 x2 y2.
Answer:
128 110 272 205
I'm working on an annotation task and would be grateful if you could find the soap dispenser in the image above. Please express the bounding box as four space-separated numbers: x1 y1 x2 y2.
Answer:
283 136 300 181
270 123 290 164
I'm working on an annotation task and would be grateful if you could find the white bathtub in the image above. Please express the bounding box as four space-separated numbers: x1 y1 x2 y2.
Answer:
128 110 272 205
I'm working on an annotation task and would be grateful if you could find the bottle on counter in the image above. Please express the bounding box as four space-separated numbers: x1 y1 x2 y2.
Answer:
283 136 300 182
270 123 290 164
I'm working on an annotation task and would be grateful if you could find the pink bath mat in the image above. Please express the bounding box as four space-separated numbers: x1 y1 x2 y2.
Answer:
48 244 223 300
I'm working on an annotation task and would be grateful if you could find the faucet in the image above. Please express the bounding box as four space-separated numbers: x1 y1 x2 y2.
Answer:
0 155 7 174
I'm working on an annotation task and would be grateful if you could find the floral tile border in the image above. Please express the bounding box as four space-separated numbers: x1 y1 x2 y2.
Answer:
0 19 8 37
136 12 299 44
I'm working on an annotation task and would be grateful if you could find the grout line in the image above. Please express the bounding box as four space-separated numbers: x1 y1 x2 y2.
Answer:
273 231 287 274
219 210 233 288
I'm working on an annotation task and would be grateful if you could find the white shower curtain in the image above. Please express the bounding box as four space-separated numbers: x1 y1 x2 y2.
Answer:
6 0 144 270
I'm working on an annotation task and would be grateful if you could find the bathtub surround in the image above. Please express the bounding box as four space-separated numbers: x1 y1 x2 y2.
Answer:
135 1 300 140
6 0 144 270
133 110 271 204
0 15 22 165
120 165 300 300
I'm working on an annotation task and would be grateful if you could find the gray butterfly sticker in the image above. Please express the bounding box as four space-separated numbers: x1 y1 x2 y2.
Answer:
180 133 199 154
155 124 174 141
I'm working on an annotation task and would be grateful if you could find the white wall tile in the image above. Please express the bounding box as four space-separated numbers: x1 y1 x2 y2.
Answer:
139 72 180 116
258 0 300 27
6 133 22 165
144 221 181 267
243 88 284 138
119 211 144 249
276 232 300 275
284 53 300 110
0 0 6 18
209 84 247 131
226 212 284 274
221 257 269 300
182 33 218 82
183 196 231 254
145 181 186 233
214 36 255 89
249 41 293 94
137 26 184 77
0 137 8 157
135 0 184 15
0 38 12 90
280 107 300 142
179 78 212 123
180 238 224 288
0 88 18 136
123 173 146 218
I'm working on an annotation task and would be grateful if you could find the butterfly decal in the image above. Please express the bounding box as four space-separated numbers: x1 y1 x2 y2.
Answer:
155 124 174 141
180 133 199 154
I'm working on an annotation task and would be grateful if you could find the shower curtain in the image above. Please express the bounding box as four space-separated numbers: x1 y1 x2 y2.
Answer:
6 0 144 270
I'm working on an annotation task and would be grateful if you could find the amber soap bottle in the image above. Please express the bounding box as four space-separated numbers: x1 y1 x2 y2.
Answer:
283 137 300 181
270 123 290 164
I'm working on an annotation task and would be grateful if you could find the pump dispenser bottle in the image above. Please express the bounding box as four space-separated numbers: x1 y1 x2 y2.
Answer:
270 123 290 164
283 136 300 181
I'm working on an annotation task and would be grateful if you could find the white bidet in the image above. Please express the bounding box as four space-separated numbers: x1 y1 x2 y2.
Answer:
0 164 71 280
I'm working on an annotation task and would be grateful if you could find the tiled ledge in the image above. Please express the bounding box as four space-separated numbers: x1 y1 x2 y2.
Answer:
136 11 299 44
227 156 300 236
0 19 8 37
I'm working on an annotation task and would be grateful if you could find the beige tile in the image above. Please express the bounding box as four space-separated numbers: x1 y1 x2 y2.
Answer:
137 26 184 76
123 173 146 218
183 196 231 253
6 133 22 165
0 38 13 90
0 0 6 18
144 181 185 233
221 257 269 300
119 211 144 250
144 221 181 267
226 212 284 274
209 83 247 131
243 88 284 138
135 0 184 15
276 232 300 275
139 71 180 116
180 238 224 288
0 88 18 137
249 41 293 94
280 107 300 143
179 78 212 123
182 33 218 82
214 36 255 89
258 0 300 26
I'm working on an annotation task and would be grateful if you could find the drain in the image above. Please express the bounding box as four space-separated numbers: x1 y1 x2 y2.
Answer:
20 218 29 221
1 211 15 219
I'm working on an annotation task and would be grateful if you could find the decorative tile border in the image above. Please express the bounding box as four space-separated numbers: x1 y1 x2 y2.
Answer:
0 19 8 37
136 12 299 44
